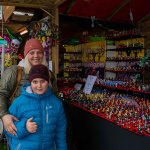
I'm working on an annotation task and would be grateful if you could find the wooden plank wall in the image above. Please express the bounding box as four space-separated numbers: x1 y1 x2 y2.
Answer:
138 17 150 50
52 8 59 75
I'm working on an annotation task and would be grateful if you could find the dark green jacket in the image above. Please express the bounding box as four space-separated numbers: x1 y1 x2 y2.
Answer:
0 65 58 118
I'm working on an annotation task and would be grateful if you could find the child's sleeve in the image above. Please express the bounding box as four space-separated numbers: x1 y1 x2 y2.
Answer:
5 119 30 139
5 100 30 139
55 102 67 150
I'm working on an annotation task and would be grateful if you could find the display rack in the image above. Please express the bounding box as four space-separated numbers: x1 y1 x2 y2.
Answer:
59 40 106 89
63 49 83 78
63 101 150 150
59 33 150 150
98 34 150 96
61 87 150 139
105 35 145 80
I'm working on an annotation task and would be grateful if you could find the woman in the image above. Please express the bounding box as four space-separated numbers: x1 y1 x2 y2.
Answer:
0 38 58 135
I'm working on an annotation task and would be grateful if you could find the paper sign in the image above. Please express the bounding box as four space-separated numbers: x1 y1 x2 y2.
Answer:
49 61 52 71
74 83 82 91
83 75 97 94
0 6 2 20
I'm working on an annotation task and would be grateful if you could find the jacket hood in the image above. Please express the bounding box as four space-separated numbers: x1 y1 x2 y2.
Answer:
21 83 53 99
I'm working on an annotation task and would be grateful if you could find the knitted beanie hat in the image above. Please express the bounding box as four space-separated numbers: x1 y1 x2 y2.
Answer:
29 64 49 83
24 38 44 57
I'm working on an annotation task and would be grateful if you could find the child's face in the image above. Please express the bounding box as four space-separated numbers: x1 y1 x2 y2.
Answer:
31 78 49 94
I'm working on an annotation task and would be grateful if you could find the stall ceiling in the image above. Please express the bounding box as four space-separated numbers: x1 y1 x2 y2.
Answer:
0 0 65 34
0 0 65 9
0 0 149 34
59 0 150 24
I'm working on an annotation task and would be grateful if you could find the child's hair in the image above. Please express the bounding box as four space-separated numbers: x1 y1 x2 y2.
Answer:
29 64 49 83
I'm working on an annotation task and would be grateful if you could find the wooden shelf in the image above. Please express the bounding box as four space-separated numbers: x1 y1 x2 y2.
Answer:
106 58 140 62
106 47 145 51
100 84 150 95
64 51 82 54
105 69 143 73
106 35 146 41
63 59 82 63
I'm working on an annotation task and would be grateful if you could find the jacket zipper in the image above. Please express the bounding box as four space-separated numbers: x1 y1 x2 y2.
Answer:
39 95 43 150
46 106 49 123
15 134 21 150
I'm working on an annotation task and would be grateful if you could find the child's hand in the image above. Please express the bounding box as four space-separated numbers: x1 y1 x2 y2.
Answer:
26 117 37 133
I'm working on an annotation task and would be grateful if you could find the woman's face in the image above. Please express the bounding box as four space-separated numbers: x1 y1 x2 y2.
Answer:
27 49 44 66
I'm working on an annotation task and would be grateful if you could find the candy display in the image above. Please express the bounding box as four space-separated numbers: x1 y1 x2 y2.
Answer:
58 30 150 140
62 41 106 79
60 88 150 137
106 29 138 40
100 78 150 93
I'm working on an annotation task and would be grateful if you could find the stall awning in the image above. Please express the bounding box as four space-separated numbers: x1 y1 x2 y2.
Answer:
59 0 150 24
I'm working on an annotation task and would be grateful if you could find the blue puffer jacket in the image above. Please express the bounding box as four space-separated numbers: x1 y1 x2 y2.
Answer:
5 83 67 150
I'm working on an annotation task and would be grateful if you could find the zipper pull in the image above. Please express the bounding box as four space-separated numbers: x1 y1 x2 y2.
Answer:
46 106 49 123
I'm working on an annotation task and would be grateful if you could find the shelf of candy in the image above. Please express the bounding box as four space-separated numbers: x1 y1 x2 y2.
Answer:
63 69 83 80
105 62 143 73
57 79 76 89
106 29 145 41
61 39 106 83
63 67 82 72
64 52 82 62
63 44 83 77
60 88 150 137
106 56 141 61
106 46 145 51
106 30 145 58
63 59 83 78
114 38 145 52
64 52 82 63
99 78 150 94
64 51 82 54
60 62 104 89
105 68 142 73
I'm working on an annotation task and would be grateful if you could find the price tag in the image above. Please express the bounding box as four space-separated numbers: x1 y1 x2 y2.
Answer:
49 61 53 71
0 6 2 20
83 75 97 94
74 83 82 91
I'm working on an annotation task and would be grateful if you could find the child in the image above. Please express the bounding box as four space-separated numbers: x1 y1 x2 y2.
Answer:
4 64 67 150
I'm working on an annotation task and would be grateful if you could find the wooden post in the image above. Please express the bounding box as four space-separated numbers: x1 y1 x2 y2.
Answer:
52 8 59 75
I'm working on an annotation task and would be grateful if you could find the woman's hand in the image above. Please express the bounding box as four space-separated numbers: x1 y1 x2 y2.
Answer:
2 114 18 135
26 117 37 133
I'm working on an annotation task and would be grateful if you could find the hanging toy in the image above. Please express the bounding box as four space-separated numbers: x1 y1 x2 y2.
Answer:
40 22 47 35
10 39 21 53
4 53 13 67
18 53 23 60
42 36 47 48
5 27 22 53
0 34 11 53
0 34 11 43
